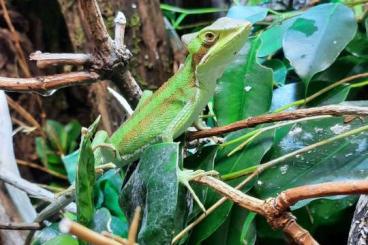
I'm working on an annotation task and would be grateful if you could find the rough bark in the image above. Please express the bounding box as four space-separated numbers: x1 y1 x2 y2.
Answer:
348 195 368 245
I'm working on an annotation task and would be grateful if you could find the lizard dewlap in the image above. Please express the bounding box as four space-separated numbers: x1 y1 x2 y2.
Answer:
110 17 252 165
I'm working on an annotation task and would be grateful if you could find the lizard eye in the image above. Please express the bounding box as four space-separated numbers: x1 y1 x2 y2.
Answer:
203 31 218 45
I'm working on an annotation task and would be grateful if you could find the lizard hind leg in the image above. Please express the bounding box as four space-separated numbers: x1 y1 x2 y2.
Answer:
177 169 219 213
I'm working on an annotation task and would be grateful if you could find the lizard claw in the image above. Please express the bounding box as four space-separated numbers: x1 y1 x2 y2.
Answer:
178 169 219 213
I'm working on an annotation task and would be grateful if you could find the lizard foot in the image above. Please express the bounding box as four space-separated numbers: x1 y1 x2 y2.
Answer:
178 169 219 213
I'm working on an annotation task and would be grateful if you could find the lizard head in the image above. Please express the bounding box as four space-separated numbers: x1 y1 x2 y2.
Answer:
182 17 252 79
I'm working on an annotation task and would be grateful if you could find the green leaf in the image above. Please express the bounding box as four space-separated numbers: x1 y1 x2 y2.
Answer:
64 120 81 153
283 3 357 86
346 31 368 59
92 208 128 237
120 142 188 245
214 36 273 126
92 130 122 167
185 145 218 220
254 116 368 208
263 59 288 86
76 117 100 233
61 150 79 183
227 5 268 23
43 235 78 245
94 169 125 219
45 120 66 154
258 19 294 57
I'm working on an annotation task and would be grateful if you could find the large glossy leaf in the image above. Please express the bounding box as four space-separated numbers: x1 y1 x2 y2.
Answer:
76 118 99 232
254 116 368 208
283 3 357 86
227 5 268 23
92 208 128 237
120 143 188 245
214 36 273 126
346 31 368 59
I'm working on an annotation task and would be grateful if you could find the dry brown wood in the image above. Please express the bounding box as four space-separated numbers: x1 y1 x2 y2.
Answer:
188 105 368 140
29 52 92 69
274 181 368 213
0 72 99 93
0 222 41 230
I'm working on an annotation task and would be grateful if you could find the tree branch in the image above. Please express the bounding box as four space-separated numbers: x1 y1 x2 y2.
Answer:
188 105 368 140
30 52 92 69
193 176 319 245
0 72 99 93
274 181 368 214
0 222 41 230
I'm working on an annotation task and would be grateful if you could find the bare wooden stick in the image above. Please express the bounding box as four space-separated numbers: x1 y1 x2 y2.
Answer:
60 219 122 245
274 181 368 214
0 71 99 93
0 222 41 230
188 105 368 140
30 51 92 68
114 11 126 50
128 207 141 245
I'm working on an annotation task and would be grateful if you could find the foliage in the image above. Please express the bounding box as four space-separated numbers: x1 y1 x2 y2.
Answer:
32 1 368 244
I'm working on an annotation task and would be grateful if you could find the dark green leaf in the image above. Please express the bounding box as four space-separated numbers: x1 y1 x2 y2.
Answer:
120 143 188 245
346 31 368 59
283 3 357 86
64 120 81 153
45 120 66 154
263 59 288 86
76 117 100 233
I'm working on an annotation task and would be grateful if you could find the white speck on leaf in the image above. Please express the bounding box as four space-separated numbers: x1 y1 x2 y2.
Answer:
314 127 323 133
280 165 289 175
244 86 252 92
330 124 351 135
289 126 302 136
257 180 263 186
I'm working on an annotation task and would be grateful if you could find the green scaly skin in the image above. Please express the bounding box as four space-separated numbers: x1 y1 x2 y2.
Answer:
110 18 252 166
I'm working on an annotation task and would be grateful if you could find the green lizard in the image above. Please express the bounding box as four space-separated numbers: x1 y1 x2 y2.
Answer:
110 17 251 210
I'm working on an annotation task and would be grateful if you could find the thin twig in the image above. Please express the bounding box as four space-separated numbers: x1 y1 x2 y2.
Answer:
16 159 68 180
128 207 141 245
60 218 122 245
7 96 42 134
188 105 368 140
33 186 75 223
0 0 31 77
30 51 92 69
0 222 41 230
0 71 99 93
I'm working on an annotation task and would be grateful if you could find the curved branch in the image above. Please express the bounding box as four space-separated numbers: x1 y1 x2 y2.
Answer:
0 72 99 93
188 105 368 140
274 181 368 213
